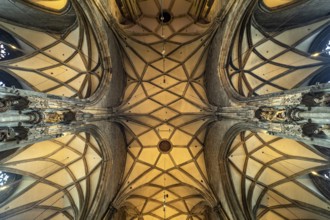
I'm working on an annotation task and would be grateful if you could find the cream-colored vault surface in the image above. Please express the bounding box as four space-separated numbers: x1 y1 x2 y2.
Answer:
0 133 103 219
111 0 221 219
0 6 102 98
24 0 69 13
262 0 296 9
228 131 330 220
228 12 330 97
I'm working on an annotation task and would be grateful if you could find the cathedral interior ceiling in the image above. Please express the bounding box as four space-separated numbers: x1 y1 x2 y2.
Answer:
0 132 103 219
109 0 223 219
229 131 330 220
262 0 296 10
24 0 70 13
0 2 102 99
0 0 330 219
228 1 330 97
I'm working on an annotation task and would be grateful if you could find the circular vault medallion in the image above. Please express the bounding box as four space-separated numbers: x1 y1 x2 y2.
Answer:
158 11 172 24
158 140 172 153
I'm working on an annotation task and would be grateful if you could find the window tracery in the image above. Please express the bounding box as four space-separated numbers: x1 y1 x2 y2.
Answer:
0 70 23 89
308 67 330 85
309 26 330 57
0 43 9 60
310 145 330 200
311 168 330 201
0 29 23 61
324 39 330 56
307 27 330 85
0 171 22 204
0 171 10 187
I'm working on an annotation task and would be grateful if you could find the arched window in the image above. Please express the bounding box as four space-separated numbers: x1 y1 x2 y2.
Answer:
310 145 330 200
310 169 330 200
308 27 330 85
0 171 22 204
308 67 330 85
0 70 23 89
314 145 330 156
309 26 330 57
0 29 23 61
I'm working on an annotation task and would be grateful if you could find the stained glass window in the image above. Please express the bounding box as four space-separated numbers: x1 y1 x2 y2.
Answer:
0 171 10 187
0 43 9 60
0 29 22 61
308 27 330 85
311 169 330 200
308 67 330 85
310 145 330 200
0 171 21 203
323 39 330 56
309 26 330 57
0 70 22 89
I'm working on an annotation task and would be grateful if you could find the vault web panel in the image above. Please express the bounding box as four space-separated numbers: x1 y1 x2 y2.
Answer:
112 0 219 218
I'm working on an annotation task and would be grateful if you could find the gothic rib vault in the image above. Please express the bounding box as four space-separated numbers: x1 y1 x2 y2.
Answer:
0 0 330 220
110 1 221 218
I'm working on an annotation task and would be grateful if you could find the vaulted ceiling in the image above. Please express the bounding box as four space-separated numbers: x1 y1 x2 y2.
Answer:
0 0 330 220
0 133 103 219
228 131 330 219
228 6 330 97
110 0 221 218
0 1 101 98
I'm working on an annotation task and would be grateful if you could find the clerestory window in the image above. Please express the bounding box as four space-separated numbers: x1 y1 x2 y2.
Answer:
0 70 23 89
0 29 23 61
0 171 22 204
310 145 330 200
